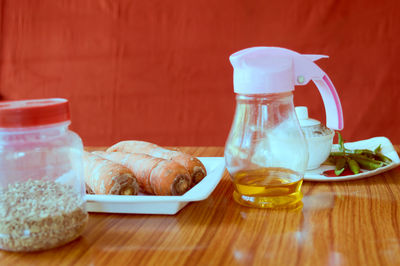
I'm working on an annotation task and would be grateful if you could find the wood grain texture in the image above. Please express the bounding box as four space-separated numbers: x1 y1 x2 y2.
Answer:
1 146 400 265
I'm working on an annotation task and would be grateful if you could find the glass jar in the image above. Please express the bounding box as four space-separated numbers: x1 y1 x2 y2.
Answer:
224 92 308 208
0 98 88 252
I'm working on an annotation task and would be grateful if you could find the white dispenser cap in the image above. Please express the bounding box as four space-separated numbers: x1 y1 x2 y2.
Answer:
230 52 295 94
229 47 344 130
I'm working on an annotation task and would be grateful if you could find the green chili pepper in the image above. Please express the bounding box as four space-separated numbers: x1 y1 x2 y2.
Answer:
338 133 345 154
349 154 383 170
335 157 347 176
374 145 393 164
374 145 382 153
348 159 360 174
353 149 381 161
330 151 346 157
376 154 392 164
354 149 374 156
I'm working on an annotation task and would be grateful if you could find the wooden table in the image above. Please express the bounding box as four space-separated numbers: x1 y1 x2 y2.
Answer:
1 146 400 265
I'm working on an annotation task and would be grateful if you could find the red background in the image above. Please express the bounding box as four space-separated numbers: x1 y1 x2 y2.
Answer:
0 0 399 146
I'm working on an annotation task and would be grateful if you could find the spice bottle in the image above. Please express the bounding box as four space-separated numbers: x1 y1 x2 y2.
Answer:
0 98 88 252
225 47 344 208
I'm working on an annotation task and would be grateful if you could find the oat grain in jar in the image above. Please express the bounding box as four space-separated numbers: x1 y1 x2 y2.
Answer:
0 98 88 252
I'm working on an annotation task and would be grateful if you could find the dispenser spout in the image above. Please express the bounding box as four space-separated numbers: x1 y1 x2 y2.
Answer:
303 54 329 62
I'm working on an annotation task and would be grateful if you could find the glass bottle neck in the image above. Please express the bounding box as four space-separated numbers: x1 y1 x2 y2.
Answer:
235 91 293 104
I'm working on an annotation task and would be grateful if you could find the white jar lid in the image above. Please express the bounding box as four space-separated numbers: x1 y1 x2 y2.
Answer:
295 106 321 127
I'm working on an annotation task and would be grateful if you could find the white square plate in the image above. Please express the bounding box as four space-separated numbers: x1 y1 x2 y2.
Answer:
85 157 226 215
304 137 400 182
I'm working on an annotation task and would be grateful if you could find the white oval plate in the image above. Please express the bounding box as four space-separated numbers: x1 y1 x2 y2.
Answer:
304 137 400 182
